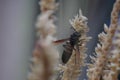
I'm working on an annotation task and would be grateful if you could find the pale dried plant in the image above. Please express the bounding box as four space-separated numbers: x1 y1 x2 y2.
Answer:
102 22 120 80
61 10 91 80
39 0 59 12
87 0 120 80
28 0 59 80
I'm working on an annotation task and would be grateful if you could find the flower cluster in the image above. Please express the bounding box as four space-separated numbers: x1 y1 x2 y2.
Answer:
28 0 59 80
69 10 88 33
87 0 120 80
39 0 58 12
61 10 91 80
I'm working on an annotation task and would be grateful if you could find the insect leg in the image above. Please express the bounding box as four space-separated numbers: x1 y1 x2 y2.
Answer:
75 45 80 64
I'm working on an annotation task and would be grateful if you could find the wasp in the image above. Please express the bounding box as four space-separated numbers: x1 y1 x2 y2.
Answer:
53 28 82 64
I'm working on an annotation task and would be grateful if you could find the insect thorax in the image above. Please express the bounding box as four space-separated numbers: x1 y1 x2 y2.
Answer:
70 31 81 46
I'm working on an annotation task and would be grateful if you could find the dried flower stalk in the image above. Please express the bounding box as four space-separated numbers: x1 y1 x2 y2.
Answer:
28 0 59 80
87 0 120 80
61 10 91 80
102 24 120 80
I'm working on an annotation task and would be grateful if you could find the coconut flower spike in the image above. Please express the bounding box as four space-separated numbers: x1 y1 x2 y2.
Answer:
87 0 120 80
102 22 120 80
61 10 91 80
28 0 60 80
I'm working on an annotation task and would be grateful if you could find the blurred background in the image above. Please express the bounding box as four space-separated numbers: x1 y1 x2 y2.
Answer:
0 0 117 80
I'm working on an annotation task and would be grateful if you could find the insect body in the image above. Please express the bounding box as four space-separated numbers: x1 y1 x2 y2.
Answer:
62 31 81 63
53 30 81 64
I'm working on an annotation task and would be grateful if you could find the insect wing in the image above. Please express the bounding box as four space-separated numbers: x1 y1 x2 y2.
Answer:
53 38 69 45
62 42 73 64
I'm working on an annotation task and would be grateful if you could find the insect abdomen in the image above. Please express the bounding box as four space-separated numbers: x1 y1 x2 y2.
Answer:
62 31 81 64
62 41 73 63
